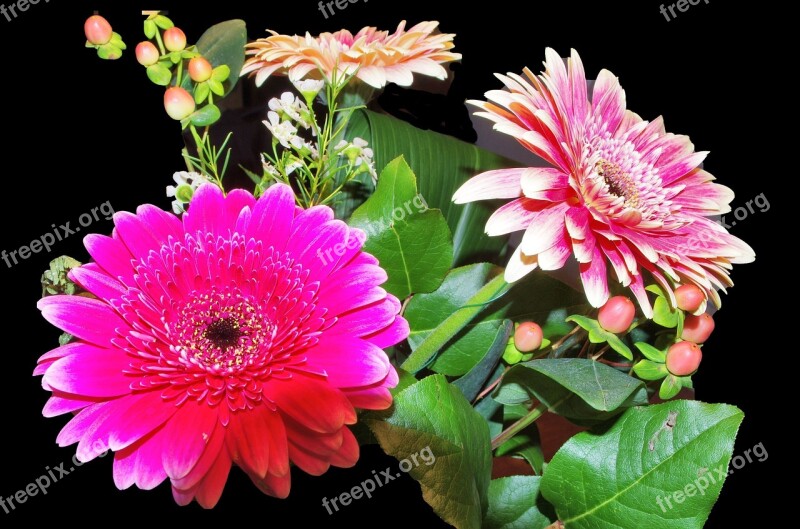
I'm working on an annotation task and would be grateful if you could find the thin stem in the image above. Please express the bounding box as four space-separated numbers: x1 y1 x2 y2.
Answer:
491 401 549 450
474 367 510 403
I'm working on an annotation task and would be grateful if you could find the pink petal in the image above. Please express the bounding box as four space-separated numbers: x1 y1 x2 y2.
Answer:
267 377 355 433
162 401 220 480
579 247 610 308
38 296 127 348
303 337 390 388
452 168 526 204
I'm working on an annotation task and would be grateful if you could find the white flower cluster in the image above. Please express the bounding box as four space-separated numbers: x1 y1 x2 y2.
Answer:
335 137 377 182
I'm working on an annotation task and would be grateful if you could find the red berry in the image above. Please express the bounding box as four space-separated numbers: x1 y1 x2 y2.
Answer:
598 296 636 334
188 57 213 83
84 15 113 45
135 41 160 66
163 87 195 120
675 284 705 313
163 27 187 52
681 313 715 344
514 322 543 353
666 341 702 376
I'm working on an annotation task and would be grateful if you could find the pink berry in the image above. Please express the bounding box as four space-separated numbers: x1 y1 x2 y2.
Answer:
666 341 702 376
598 296 636 334
675 284 705 313
514 322 543 353
188 57 213 82
163 87 195 120
135 41 160 66
681 313 715 344
84 15 113 45
163 27 187 52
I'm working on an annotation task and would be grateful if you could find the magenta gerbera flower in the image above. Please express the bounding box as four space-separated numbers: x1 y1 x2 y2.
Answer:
453 48 754 315
34 183 407 507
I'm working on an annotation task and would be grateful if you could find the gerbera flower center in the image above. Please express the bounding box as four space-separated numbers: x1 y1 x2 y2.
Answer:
171 288 277 373
204 317 243 349
596 159 639 208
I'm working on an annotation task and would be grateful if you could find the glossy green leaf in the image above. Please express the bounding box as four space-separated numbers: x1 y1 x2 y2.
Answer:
635 341 666 363
146 63 172 86
344 109 517 264
660 374 683 400
366 375 492 529
190 104 221 127
484 476 552 529
633 359 668 381
541 401 744 529
494 358 647 423
406 265 584 375
349 156 453 299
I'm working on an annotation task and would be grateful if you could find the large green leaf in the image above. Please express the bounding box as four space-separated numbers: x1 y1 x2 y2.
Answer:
484 476 553 529
405 264 585 376
182 19 246 96
346 109 517 265
365 375 492 529
349 156 453 299
541 401 744 529
494 358 648 424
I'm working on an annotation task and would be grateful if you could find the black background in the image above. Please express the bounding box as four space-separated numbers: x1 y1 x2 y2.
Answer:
1 0 781 527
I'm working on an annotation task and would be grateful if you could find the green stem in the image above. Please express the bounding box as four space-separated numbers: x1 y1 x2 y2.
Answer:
154 30 166 56
491 402 549 450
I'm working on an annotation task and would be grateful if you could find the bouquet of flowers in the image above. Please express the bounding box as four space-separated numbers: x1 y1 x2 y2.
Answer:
35 11 755 528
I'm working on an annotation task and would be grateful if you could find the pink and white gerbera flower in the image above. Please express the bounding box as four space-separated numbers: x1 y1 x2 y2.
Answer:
35 183 407 507
453 48 754 315
241 21 461 89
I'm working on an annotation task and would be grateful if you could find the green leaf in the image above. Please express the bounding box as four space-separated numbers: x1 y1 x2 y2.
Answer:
654 295 680 328
635 341 666 363
660 374 683 400
181 20 246 96
495 358 647 424
143 19 157 39
366 375 492 529
153 14 174 30
207 78 225 96
541 401 744 529
484 476 552 529
349 156 453 299
212 64 231 82
401 273 507 374
406 265 585 375
96 44 122 60
190 104 221 127
146 63 172 86
453 320 512 402
344 109 517 264
41 256 83 297
633 359 668 381
194 82 210 104
566 314 633 360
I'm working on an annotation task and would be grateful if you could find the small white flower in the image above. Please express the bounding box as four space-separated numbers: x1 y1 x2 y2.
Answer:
166 171 211 214
292 78 325 101
263 110 298 148
268 92 314 131
261 155 281 177
285 158 304 175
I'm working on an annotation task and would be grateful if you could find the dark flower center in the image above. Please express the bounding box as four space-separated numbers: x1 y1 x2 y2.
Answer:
204 317 243 349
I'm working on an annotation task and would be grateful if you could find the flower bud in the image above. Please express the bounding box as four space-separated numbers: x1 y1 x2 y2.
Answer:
163 27 187 52
514 322 543 353
188 57 213 82
675 284 705 313
135 41 160 66
598 296 635 334
84 15 113 45
681 313 715 344
163 87 196 120
666 341 702 376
